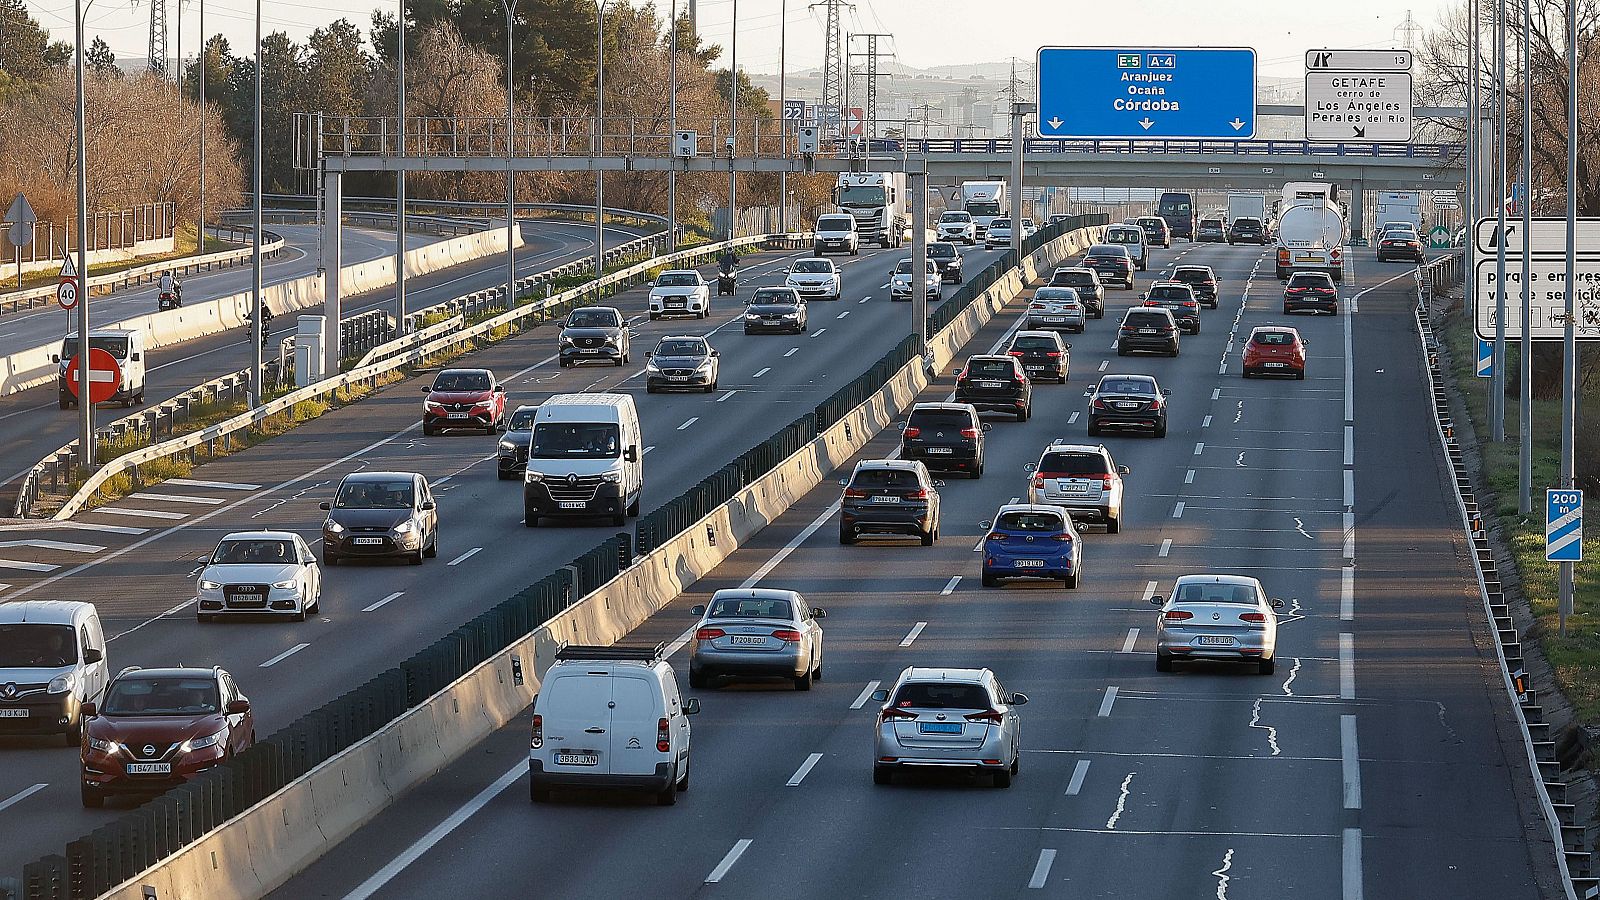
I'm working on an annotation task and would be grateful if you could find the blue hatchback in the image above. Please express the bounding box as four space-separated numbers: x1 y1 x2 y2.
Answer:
980 504 1084 588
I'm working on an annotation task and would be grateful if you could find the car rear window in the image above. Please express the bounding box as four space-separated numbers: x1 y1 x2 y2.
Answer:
1011 336 1058 350
893 681 990 709
1099 378 1156 395
1053 271 1093 285
908 409 973 429
1234 218 1261 227
1124 310 1170 326
1087 245 1128 258
708 596 793 619
1174 269 1211 282
1174 582 1259 605
1148 286 1191 301
1253 331 1295 346
1290 275 1333 289
966 359 1017 378
538 674 606 718
997 511 1066 532
1038 451 1108 475
1034 288 1079 303
851 468 923 489
1105 230 1141 245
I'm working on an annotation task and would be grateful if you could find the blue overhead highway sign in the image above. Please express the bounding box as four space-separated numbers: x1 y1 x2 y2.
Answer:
1547 490 1584 563
1035 47 1257 140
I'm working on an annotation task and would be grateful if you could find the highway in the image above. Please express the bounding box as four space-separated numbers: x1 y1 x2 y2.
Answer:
0 218 652 513
249 241 1556 899
0 238 1022 877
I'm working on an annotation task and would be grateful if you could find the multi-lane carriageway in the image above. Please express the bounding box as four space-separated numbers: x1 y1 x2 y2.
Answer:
0 236 1560 898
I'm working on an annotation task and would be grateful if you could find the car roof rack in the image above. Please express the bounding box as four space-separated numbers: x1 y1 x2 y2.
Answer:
554 643 666 662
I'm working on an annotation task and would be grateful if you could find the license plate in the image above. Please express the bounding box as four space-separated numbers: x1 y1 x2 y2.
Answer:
919 722 964 734
354 537 383 545
668 375 689 382
231 593 261 604
1044 316 1066 323
447 413 469 420
1197 635 1236 646
555 753 599 766
127 763 172 775
1139 328 1157 334
1014 559 1045 568
0 709 27 718
1063 482 1089 493
582 349 601 354
1117 402 1139 410
926 447 953 454
1265 362 1287 368
559 501 588 509
729 635 766 645
1025 365 1046 371
871 495 902 504
978 381 1004 388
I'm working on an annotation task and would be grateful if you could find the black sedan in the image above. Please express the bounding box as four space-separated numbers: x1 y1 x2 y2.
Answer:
1283 272 1339 315
1007 330 1070 383
928 242 964 283
743 287 808 334
1087 373 1170 438
954 355 1032 421
645 335 720 392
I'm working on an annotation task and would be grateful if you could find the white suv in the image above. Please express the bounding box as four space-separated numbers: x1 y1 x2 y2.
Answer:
937 211 978 245
648 270 712 319
1025 442 1129 533
529 644 700 805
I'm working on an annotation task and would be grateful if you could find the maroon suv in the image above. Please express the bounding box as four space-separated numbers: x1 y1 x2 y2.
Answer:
422 368 506 435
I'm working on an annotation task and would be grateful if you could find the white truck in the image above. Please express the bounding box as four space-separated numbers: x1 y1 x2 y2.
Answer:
835 172 907 248
1275 182 1346 283
1373 191 1423 240
959 180 1008 239
1226 193 1267 229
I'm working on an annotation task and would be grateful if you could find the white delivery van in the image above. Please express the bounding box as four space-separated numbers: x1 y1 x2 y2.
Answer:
529 643 700 805
1104 224 1149 271
54 329 146 409
0 601 109 745
522 392 642 527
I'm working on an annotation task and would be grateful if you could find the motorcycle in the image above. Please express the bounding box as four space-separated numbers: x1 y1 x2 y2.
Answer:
717 268 737 296
158 289 181 310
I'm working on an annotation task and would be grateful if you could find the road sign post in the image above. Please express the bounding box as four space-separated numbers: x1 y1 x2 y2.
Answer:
65 347 121 405
5 192 36 289
1547 488 1583 635
1476 339 1494 377
1035 47 1256 140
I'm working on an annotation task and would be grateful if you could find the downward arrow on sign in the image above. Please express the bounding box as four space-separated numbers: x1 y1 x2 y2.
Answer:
1353 125 1366 138
1230 118 1246 131
1139 118 1155 130
1047 117 1063 129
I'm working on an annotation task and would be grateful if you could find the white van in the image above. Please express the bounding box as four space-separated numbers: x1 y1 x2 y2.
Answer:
54 329 146 409
1104 224 1149 271
529 644 699 805
0 601 109 745
522 393 643 527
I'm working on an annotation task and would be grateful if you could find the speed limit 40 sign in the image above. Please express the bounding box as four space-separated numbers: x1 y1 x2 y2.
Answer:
56 276 78 310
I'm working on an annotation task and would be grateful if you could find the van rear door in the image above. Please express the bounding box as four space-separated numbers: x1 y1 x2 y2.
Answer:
608 673 664 776
539 670 615 775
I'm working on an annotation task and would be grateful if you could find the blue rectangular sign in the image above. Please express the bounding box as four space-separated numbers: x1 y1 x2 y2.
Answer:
1035 47 1257 140
1476 339 1493 378
1547 489 1584 563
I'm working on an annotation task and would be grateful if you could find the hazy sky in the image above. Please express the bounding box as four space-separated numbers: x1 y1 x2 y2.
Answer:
39 0 1458 82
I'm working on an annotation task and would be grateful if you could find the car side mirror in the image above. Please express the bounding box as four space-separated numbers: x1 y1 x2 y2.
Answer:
84 648 103 664
950 368 961 376
495 388 505 395
1062 343 1072 351
869 689 889 703
839 478 849 486
981 423 992 432
932 480 945 488
1118 465 1130 475
226 698 251 714
81 702 97 718
197 555 211 564
1023 462 1037 473
1161 388 1172 396
690 604 706 616
1151 595 1166 606
813 608 827 619
1009 692 1029 706
711 350 720 357
420 501 436 511
421 386 432 393
51 354 60 363
624 446 638 463
1139 293 1147 300
645 350 653 358
319 501 331 510
979 520 994 530
131 353 141 362
1271 598 1285 609
683 698 702 715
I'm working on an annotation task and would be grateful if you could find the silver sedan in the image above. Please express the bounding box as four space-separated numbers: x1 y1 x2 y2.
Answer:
1152 574 1284 674
687 588 825 690
871 666 1028 787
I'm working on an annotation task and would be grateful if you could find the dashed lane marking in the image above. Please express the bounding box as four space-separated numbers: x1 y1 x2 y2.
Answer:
260 642 310 668
1027 849 1057 890
1065 759 1090 795
850 681 882 710
96 507 187 520
786 753 823 786
706 839 753 884
899 622 928 647
446 548 482 566
363 592 404 612
169 478 261 491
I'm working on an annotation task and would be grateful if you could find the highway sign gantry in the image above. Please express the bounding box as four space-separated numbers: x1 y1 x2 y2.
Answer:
65 347 121 405
1035 47 1256 140
1547 490 1583 563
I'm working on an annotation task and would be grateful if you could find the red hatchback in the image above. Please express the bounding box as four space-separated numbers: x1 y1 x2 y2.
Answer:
422 368 506 435
1242 327 1307 379
80 666 254 807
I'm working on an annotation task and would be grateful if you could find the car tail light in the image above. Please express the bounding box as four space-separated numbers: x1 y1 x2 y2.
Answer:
965 709 1004 725
1119 325 1134 333
1051 533 1073 543
530 714 543 749
1182 301 1197 308
987 531 1006 542
1031 475 1045 489
1143 300 1161 307
657 717 671 752
879 707 917 724
906 489 928 500
1288 287 1306 293
902 427 921 439
1010 350 1025 357
1101 474 1115 489
843 488 868 500
960 427 980 438
1159 326 1174 334
1045 351 1063 358
1092 398 1108 409
1164 610 1194 621
771 629 803 642
1240 612 1267 623
696 627 726 641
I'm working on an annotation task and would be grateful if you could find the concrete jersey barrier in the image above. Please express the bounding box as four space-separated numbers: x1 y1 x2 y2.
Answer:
94 224 1100 900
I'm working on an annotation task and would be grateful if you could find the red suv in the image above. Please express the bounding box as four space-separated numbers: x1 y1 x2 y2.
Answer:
1242 326 1307 379
80 666 254 807
422 368 506 435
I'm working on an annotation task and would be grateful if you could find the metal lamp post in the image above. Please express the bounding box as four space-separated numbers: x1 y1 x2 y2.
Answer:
1558 0 1577 635
667 0 678 248
595 0 608 277
396 0 407 327
500 0 517 309
1518 0 1533 513
73 0 92 463
777 0 787 233
197 0 206 260
727 0 738 241
250 0 263 407
1491 0 1507 442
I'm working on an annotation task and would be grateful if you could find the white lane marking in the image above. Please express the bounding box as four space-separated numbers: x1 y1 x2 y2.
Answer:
1282 657 1302 696
338 759 527 900
899 622 928 647
446 547 482 566
740 500 842 589
1106 772 1134 828
786 752 824 786
1343 293 1355 424
1342 512 1356 560
1341 567 1354 621
1211 388 1221 400
643 446 656 455
1343 828 1363 900
1158 539 1172 557
1067 411 1080 425
0 783 48 814
678 417 699 430
706 839 754 884
972 537 986 552
1343 425 1354 466
850 681 882 710
1343 469 1355 508
1098 360 1109 372
50 522 147 534
859 296 869 303
0 540 103 553
1098 686 1119 717
837 310 850 319
260 642 310 668
1027 849 1058 890
363 592 404 612
940 576 961 595
1202 415 1212 428
810 328 827 338
784 348 798 357
0 558 57 572
1172 502 1185 518
1185 469 1195 484
1120 628 1140 653
96 507 187 520
1065 759 1091 795
753 367 771 378
128 492 225 505
1141 580 1159 603
717 390 738 403
1193 442 1205 456
1248 698 1281 756
1339 634 1355 700
1213 848 1236 899
0 584 11 595
1341 714 1362 810
169 478 261 491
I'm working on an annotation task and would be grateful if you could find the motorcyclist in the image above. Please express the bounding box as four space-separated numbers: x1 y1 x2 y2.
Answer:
158 270 181 307
718 248 739 274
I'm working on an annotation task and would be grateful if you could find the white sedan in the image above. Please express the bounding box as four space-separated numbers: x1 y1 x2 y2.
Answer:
196 530 323 622
1152 574 1283 674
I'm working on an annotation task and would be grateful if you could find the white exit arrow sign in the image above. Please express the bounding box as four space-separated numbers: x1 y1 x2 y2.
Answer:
1306 49 1412 72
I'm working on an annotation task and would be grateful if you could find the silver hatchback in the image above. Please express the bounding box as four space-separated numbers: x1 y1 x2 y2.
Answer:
687 589 826 690
871 667 1028 787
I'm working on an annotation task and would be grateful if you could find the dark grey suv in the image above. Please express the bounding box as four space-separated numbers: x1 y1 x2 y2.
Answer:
559 306 630 367
840 460 942 546
900 402 988 478
1117 307 1181 357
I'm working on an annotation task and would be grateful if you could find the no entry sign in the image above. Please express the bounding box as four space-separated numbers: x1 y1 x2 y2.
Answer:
66 347 121 404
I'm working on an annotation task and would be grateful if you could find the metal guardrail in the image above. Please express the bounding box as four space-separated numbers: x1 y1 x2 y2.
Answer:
218 208 484 238
254 194 670 231
0 226 284 315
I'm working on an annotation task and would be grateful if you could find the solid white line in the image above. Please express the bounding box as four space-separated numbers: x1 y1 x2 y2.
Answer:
169 478 261 491
753 367 771 378
1067 411 1080 424
129 492 224 505
96 507 187 520
678 417 699 430
1343 296 1355 424
1098 686 1119 717
0 783 48 814
0 539 103 553
1120 628 1140 653
50 522 147 534
717 390 738 403
1343 828 1363 900
446 547 482 566
260 642 310 668
786 753 824 786
850 681 882 710
1141 580 1159 603
1339 634 1355 700
1172 502 1185 518
1193 442 1205 456
739 500 841 589
1184 469 1195 484
940 575 961 595
1027 849 1057 890
899 622 928 647
339 760 527 900
810 328 827 338
1065 759 1090 795
0 558 57 572
363 591 404 612
1158 539 1172 557
784 348 798 357
706 839 753 884
1341 714 1362 810
1340 567 1354 621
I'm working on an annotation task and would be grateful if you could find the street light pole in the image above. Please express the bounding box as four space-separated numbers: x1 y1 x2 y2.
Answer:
197 0 205 259
595 0 607 277
1558 0 1577 636
73 0 92 466
250 0 263 407
1518 0 1533 514
1491 0 1507 442
501 0 516 310
667 0 678 249
396 0 407 329
777 0 787 233
727 0 738 241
